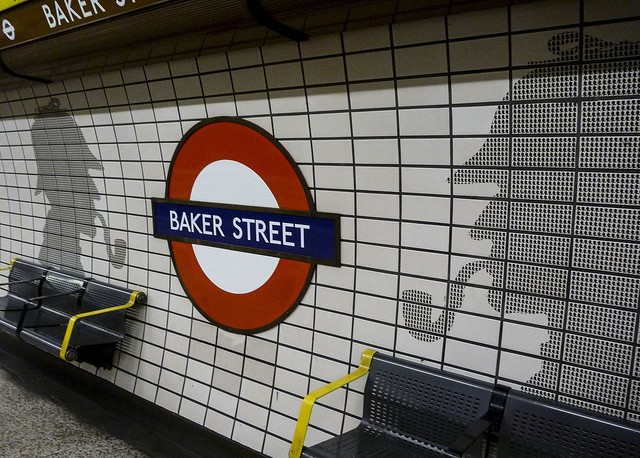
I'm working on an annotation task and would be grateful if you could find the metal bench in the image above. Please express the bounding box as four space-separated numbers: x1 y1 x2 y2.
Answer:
0 258 145 368
290 349 510 458
0 258 48 333
497 390 640 458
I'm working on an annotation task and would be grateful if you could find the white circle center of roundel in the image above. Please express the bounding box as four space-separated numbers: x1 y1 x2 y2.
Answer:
190 160 279 295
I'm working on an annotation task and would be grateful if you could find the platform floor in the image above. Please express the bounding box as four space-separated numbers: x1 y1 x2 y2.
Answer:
0 331 262 458
0 365 147 457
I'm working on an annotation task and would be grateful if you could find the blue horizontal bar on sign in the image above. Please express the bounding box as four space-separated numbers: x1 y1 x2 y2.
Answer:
152 199 340 266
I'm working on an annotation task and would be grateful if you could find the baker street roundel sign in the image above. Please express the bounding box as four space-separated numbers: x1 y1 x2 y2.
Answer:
153 117 340 334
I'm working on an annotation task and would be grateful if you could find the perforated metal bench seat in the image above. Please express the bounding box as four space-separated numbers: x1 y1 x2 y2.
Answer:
0 259 48 333
301 425 460 458
19 310 121 361
497 390 640 458
0 258 145 368
290 350 509 458
0 297 38 333
20 276 145 367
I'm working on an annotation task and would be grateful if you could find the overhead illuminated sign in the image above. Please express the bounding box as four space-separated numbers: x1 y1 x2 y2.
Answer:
0 0 170 49
0 0 27 11
153 118 341 334
0 0 28 13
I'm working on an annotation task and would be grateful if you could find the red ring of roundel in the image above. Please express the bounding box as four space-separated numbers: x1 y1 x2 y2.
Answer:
166 117 315 333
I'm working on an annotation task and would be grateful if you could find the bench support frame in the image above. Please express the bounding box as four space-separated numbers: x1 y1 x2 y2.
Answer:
59 290 143 361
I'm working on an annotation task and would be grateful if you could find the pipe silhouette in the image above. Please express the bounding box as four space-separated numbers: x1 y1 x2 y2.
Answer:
403 260 498 342
96 213 126 269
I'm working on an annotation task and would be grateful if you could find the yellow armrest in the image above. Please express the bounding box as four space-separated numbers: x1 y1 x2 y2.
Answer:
59 290 142 361
0 258 17 271
289 349 377 458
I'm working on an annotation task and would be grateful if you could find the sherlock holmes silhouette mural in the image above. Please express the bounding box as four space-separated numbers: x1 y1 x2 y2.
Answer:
31 98 126 274
403 32 639 414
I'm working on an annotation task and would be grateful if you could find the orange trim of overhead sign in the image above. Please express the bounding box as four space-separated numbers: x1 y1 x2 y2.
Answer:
0 0 170 50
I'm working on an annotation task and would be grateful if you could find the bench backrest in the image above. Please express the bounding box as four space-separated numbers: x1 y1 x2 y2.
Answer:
363 353 498 452
7 259 47 299
497 390 640 458
78 279 139 337
40 269 86 315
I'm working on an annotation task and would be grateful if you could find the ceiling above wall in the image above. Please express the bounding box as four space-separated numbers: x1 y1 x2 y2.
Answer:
0 0 536 90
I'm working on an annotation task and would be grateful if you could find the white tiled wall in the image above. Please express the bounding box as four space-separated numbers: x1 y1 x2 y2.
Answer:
1 0 639 456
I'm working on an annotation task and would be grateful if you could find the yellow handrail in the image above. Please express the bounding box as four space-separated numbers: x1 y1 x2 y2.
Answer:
289 349 377 458
59 290 142 361
0 258 17 271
